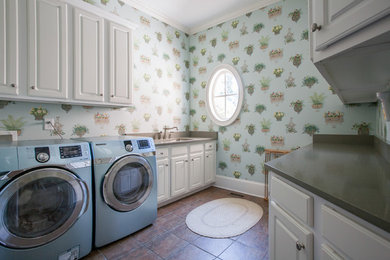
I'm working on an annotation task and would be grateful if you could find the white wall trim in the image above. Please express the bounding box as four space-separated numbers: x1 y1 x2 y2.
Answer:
189 0 279 34
213 175 265 198
122 0 279 34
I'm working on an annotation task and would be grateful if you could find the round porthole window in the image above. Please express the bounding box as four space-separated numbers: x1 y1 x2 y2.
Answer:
206 64 244 126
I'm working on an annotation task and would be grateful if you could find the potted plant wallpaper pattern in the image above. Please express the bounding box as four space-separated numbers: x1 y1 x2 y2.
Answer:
0 0 377 185
188 0 376 183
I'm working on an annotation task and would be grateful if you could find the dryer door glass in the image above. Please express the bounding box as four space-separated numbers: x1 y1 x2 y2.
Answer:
0 168 88 249
103 155 154 212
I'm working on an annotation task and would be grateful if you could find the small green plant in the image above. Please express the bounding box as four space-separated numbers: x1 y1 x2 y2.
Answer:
261 119 271 132
310 92 326 109
219 162 227 170
192 56 199 66
303 124 319 136
253 23 264 33
273 68 283 77
254 63 265 73
255 145 265 156
189 77 196 85
255 104 266 114
30 106 48 120
143 34 150 43
221 30 229 42
233 171 241 179
223 139 231 151
193 120 199 131
246 164 256 175
260 77 271 90
289 9 301 22
217 53 226 62
245 45 254 55
233 133 241 141
352 122 371 135
232 57 240 65
231 20 239 28
274 112 285 121
210 38 217 47
259 36 270 49
166 32 173 43
72 124 89 137
192 89 199 99
272 25 283 35
291 100 304 113
301 30 309 40
302 76 319 87
190 109 196 116
246 84 255 95
219 126 227 133
189 46 196 53
0 115 26 135
246 124 255 135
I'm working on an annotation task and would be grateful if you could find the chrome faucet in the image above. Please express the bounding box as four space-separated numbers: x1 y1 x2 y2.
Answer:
163 126 178 139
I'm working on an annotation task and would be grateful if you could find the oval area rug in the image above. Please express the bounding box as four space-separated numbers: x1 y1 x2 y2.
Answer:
185 198 263 238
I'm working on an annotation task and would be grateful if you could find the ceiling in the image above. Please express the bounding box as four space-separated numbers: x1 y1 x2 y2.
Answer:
123 0 279 34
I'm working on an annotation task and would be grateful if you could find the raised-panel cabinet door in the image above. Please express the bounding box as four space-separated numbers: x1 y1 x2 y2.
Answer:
171 154 188 197
27 0 68 98
204 150 216 184
269 202 313 260
189 152 204 191
109 22 132 104
0 0 18 95
312 0 390 51
157 158 170 203
74 8 104 102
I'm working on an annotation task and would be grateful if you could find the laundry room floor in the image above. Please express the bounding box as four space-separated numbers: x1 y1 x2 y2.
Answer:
84 187 269 260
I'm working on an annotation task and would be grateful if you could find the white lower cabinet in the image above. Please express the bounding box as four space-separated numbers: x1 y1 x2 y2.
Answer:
204 142 216 185
156 157 169 203
269 172 390 260
270 201 313 260
156 140 216 206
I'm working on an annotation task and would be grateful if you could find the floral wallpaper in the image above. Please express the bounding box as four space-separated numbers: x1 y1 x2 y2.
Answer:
0 0 190 140
188 0 377 183
0 0 382 184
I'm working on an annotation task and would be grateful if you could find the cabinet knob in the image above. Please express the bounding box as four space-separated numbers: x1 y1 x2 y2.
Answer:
31 86 36 90
185 160 188 162
311 23 322 32
165 164 168 166
296 241 305 251
10 83 16 88
111 95 114 97
100 93 103 96
206 155 209 158
191 159 194 161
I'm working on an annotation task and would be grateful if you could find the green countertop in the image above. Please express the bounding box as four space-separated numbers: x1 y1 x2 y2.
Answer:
265 135 390 233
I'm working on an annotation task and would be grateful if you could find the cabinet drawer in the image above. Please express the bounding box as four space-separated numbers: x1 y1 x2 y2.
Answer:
321 244 343 260
190 144 203 153
205 142 215 150
156 148 168 158
270 176 313 226
321 205 390 260
171 145 188 156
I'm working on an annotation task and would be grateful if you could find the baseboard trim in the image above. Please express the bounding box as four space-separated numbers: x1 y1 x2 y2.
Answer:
213 175 265 198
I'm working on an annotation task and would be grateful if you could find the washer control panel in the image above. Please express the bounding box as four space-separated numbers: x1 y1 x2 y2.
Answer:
59 145 82 159
35 147 50 163
137 139 150 149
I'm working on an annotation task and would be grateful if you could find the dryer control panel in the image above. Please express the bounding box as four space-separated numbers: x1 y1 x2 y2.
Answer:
137 139 150 149
59 145 82 159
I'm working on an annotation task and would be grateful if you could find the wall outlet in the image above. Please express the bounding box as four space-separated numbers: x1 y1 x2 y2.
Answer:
44 118 54 130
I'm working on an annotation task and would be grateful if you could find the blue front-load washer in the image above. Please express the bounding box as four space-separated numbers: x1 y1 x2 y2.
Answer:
78 136 157 247
0 140 92 260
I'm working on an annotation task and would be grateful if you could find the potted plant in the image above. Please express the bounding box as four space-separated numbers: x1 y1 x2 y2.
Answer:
221 31 229 42
190 109 196 116
269 48 283 59
143 34 150 43
230 154 241 162
192 56 199 67
231 20 239 29
217 53 226 62
270 91 284 102
0 115 26 136
219 162 227 170
219 126 227 134
115 124 126 135
229 41 239 50
301 30 309 40
166 32 173 44
303 124 319 136
246 84 255 96
72 124 89 137
189 46 196 53
310 92 325 109
324 111 344 123
352 122 371 135
200 48 206 56
291 100 304 113
210 38 217 47
255 104 266 114
255 145 265 156
273 68 284 77
143 113 151 122
94 113 109 124
201 81 207 88
175 31 180 38
286 118 297 133
260 77 271 90
155 32 162 42
246 164 256 175
274 111 285 121
261 119 271 132
198 34 206 42
290 54 302 67
30 106 48 120
253 23 264 33
272 25 283 35
245 45 254 55
201 115 207 122
198 100 205 107
233 171 241 179
289 9 301 22
223 139 231 151
193 120 199 131
259 36 270 49
254 63 265 73
189 77 196 85
232 57 240 65
302 76 318 88
242 140 250 152
192 89 199 99
268 6 282 18
285 73 296 88
271 136 284 145
233 133 241 141
246 124 255 135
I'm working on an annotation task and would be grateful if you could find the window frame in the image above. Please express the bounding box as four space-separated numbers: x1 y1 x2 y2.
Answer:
206 64 244 126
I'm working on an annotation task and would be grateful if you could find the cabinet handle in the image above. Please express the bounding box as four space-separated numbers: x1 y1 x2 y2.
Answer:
206 155 209 158
185 160 188 162
311 23 321 32
296 241 305 251
100 93 103 96
111 95 114 97
191 159 194 161
31 86 35 90
10 83 16 88
165 164 168 166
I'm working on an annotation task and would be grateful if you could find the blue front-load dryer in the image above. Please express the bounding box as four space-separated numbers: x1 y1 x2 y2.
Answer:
0 140 93 260
78 136 157 247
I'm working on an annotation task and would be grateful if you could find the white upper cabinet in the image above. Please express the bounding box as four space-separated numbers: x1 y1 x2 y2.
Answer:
0 0 19 95
312 0 390 51
27 0 68 99
109 21 133 104
73 7 104 102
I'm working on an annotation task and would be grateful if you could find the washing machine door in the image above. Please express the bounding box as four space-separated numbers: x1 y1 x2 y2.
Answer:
103 155 153 212
0 168 89 249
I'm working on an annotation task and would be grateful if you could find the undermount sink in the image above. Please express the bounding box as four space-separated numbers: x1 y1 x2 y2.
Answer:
154 137 194 143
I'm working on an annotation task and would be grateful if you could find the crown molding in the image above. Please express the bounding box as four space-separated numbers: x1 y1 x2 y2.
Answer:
122 0 190 33
122 0 279 35
188 0 279 34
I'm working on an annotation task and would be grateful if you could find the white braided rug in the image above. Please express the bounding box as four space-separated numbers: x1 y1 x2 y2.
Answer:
185 198 263 238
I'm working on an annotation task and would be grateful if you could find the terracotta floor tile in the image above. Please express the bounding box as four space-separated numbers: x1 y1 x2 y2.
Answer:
146 232 189 259
82 250 106 260
154 213 185 231
167 244 215 260
237 229 268 251
171 224 200 243
219 241 267 260
118 246 162 260
191 236 234 257
132 224 168 244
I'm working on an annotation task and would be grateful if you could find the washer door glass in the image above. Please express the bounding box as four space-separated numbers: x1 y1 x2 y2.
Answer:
0 168 89 249
103 155 153 212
